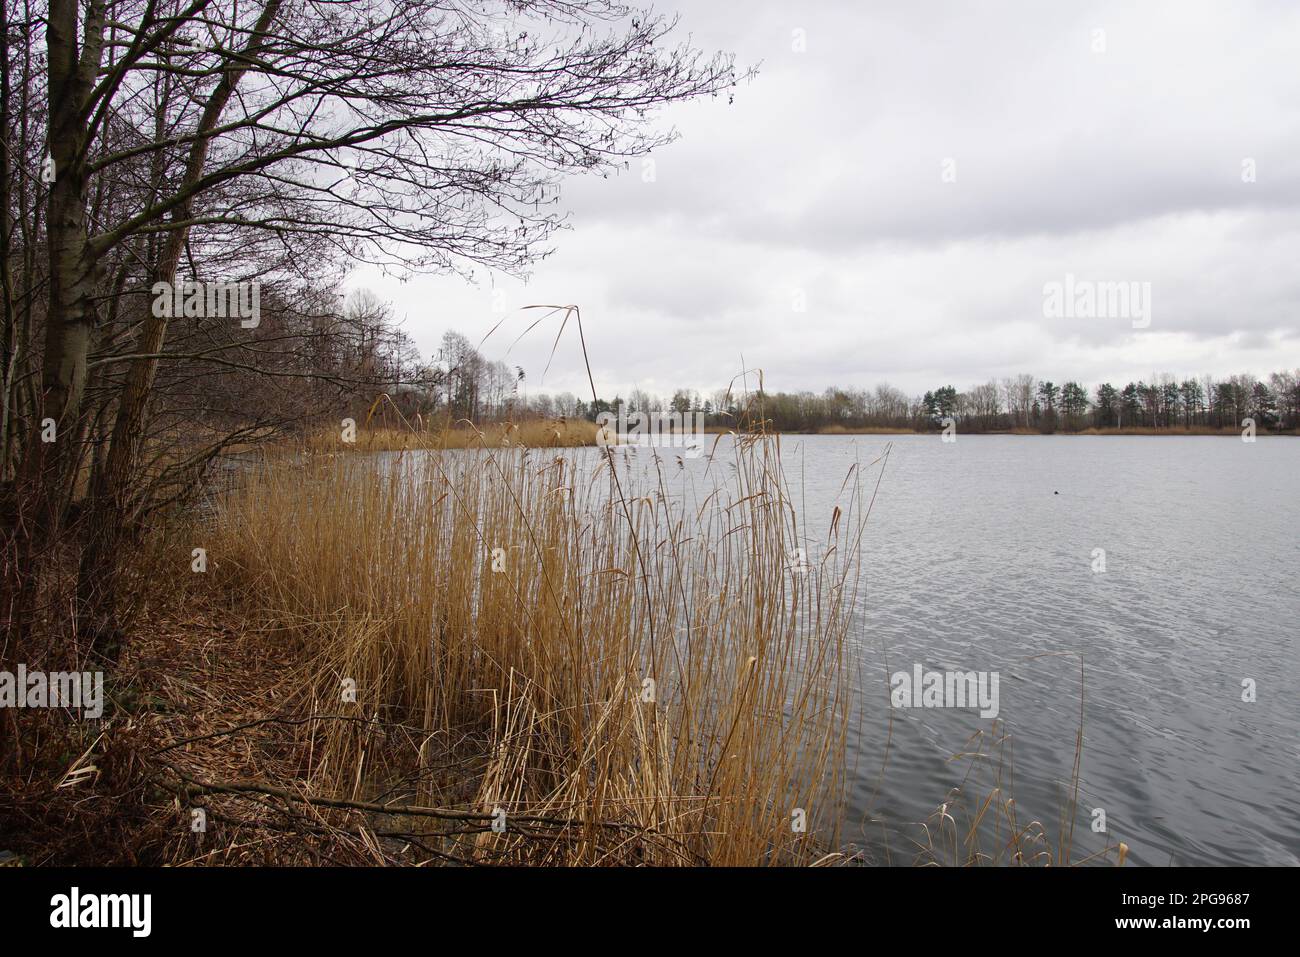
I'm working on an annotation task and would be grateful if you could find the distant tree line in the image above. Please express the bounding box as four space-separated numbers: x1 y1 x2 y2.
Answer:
498 371 1300 434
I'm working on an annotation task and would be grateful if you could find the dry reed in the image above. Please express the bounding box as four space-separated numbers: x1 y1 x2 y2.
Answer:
203 433 860 865
309 418 598 453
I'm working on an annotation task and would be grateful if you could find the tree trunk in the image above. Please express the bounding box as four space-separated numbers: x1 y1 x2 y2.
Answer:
23 0 102 522
5 0 104 661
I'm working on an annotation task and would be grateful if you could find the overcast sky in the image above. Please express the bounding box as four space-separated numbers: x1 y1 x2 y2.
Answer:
349 0 1300 400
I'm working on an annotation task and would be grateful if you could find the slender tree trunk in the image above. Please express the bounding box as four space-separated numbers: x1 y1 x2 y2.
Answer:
5 0 104 661
24 0 102 518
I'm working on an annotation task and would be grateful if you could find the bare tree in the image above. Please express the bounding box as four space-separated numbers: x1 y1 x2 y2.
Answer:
3 0 741 662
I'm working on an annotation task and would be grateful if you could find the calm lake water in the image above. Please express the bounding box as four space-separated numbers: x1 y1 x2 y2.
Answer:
777 434 1299 866
580 433 1299 866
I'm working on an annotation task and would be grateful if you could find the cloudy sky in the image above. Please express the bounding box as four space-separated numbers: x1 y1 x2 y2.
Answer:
349 0 1300 400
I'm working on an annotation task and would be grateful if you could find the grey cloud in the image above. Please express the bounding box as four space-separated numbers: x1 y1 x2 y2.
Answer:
355 0 1300 397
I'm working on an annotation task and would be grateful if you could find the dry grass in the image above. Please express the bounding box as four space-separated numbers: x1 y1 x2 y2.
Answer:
817 424 918 435
195 433 860 864
310 418 598 453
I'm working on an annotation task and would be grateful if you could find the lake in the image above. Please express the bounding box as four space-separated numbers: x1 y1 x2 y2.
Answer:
591 432 1300 865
